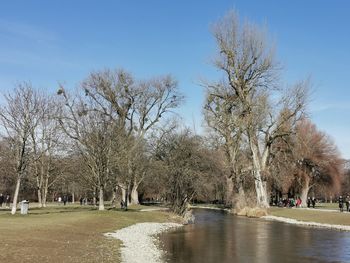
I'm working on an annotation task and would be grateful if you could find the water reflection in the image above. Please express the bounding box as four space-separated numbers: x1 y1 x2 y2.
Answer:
160 209 350 263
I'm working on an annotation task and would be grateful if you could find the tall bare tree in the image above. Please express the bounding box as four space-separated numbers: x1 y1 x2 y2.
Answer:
204 81 247 209
81 69 183 205
209 11 308 207
30 95 61 207
58 85 117 210
0 84 43 214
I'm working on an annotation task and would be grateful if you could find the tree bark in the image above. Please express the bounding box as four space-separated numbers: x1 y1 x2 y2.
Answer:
225 177 234 207
37 188 43 208
121 187 126 203
300 176 310 207
130 179 140 205
98 187 104 210
130 187 139 205
120 184 130 205
233 183 246 210
253 170 269 207
250 140 269 208
11 177 21 215
93 189 97 207
42 175 49 208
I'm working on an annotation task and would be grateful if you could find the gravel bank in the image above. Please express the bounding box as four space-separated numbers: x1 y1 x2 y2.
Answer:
105 222 182 263
263 215 350 231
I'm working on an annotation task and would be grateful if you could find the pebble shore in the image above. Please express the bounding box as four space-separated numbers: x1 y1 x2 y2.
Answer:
263 215 350 231
105 222 182 263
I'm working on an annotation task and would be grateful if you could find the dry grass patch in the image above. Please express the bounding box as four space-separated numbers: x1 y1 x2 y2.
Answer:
268 207 350 226
0 205 172 263
234 206 268 218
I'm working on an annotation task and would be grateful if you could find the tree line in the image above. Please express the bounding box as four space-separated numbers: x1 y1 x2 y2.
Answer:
0 10 347 216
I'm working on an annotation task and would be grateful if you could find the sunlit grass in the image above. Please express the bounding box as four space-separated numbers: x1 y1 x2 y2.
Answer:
268 207 350 226
0 204 174 263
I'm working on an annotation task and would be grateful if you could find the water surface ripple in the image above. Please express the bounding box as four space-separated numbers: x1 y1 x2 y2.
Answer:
160 209 350 263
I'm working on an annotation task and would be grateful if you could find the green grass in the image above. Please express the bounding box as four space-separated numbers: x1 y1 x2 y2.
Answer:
268 207 350 226
0 204 177 263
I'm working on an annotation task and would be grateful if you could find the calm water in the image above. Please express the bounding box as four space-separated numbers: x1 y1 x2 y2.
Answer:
160 209 350 263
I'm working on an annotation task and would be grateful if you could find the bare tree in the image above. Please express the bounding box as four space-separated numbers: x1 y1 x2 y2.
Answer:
30 95 62 207
0 138 16 195
57 86 117 211
81 69 183 205
156 130 213 216
204 81 247 209
210 10 308 207
0 84 43 214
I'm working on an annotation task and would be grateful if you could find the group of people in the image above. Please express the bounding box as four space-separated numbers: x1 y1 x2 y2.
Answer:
338 195 350 212
271 196 318 208
79 196 89 206
57 195 68 205
278 197 304 208
307 197 317 208
0 193 10 208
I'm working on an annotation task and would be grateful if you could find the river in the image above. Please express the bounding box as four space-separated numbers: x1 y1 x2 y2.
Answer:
160 209 350 263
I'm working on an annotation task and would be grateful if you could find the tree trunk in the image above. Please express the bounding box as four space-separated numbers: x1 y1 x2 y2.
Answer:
93 189 97 207
250 146 269 208
111 186 118 208
72 192 75 204
11 177 21 215
42 176 49 208
34 159 43 208
130 187 139 205
250 140 269 208
37 188 43 208
300 176 310 207
121 187 126 203
254 170 269 208
225 177 234 207
120 184 130 205
98 186 104 211
233 183 246 210
130 180 140 205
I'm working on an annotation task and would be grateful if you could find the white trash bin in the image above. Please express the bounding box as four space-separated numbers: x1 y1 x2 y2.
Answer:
20 200 29 215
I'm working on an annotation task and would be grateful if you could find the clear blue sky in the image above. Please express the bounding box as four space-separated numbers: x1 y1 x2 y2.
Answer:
0 1 349 158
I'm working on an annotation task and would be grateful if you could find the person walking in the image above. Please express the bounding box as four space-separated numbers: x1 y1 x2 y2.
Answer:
346 195 350 212
5 195 10 208
307 197 311 208
311 197 316 208
339 196 344 212
0 193 4 208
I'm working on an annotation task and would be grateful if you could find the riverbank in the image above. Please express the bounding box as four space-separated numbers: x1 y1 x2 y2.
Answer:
263 215 350 231
189 204 231 212
267 207 350 231
191 204 350 231
105 222 182 263
0 204 178 262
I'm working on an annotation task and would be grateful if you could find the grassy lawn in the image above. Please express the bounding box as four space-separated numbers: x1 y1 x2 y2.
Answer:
0 204 176 263
268 207 350 226
314 202 339 210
